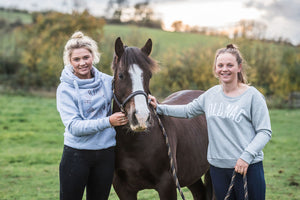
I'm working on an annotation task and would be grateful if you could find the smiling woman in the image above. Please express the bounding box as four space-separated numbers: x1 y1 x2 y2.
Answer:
70 48 94 79
149 43 272 200
56 31 128 200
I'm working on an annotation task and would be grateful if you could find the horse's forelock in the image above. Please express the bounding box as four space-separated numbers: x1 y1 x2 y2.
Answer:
123 47 158 73
112 45 159 79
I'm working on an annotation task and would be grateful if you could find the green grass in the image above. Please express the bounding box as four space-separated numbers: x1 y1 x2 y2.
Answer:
0 94 299 199
0 94 62 200
264 110 300 199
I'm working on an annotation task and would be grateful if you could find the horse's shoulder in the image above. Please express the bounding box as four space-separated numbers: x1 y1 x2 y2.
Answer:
162 90 205 105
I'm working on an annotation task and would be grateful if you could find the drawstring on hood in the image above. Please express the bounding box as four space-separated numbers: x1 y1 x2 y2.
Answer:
60 65 103 120
73 79 86 119
57 64 116 150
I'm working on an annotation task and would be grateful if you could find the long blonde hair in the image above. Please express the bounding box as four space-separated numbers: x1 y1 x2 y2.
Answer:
213 44 248 84
63 31 100 66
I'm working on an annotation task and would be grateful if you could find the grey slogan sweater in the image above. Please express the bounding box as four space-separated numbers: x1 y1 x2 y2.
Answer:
157 85 272 168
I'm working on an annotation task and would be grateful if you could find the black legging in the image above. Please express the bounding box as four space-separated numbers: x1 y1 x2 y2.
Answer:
59 145 115 200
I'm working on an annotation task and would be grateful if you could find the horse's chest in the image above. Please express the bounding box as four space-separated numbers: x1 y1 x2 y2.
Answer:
115 157 157 187
115 149 169 186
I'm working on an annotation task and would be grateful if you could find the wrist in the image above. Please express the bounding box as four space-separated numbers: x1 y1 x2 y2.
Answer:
108 116 113 127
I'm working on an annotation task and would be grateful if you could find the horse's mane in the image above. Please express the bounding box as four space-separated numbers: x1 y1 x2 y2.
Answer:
112 46 159 73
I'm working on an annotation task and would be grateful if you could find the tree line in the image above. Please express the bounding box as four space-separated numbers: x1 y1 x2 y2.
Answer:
0 10 299 108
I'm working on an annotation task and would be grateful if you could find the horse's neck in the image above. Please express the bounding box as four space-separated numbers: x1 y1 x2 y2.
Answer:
112 102 121 113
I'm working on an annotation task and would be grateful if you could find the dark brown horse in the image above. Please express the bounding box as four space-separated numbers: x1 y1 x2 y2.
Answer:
112 37 213 200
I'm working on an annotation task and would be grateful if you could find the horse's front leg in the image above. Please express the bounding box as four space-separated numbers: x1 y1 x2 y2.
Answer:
113 175 138 200
156 171 178 200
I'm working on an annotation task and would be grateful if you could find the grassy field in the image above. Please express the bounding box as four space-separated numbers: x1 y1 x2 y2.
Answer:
0 94 299 200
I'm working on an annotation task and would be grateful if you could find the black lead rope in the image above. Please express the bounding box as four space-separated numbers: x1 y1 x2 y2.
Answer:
224 171 248 200
151 106 186 200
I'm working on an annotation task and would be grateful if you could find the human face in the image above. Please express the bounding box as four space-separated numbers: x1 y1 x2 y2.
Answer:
70 48 93 79
215 53 241 85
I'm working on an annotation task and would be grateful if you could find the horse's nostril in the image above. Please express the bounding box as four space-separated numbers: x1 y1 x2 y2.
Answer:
146 115 150 122
132 110 137 116
131 111 139 126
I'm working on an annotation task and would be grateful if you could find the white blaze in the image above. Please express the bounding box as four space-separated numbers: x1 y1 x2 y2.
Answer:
128 64 150 125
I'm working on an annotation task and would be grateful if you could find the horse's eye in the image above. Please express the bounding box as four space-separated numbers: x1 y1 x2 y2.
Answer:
118 73 124 79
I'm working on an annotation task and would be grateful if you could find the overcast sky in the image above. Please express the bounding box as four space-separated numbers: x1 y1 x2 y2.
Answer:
1 0 299 45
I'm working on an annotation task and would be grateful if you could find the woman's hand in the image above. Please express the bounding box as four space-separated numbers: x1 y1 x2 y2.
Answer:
148 95 158 109
109 112 128 127
235 158 249 175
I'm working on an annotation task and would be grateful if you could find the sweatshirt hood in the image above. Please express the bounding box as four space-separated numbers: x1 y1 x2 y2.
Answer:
60 65 104 119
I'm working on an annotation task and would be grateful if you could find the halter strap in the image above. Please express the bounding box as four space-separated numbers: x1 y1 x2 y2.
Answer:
112 78 149 113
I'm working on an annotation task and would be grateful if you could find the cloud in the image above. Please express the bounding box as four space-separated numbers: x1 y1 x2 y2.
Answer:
245 0 300 44
245 0 300 22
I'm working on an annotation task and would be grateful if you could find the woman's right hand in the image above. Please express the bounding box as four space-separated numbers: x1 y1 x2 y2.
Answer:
109 112 128 127
148 95 158 109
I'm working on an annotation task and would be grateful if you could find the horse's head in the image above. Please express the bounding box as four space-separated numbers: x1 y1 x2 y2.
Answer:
112 37 158 132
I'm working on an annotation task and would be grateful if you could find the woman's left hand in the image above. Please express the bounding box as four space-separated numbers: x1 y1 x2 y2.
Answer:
234 158 249 175
148 95 158 109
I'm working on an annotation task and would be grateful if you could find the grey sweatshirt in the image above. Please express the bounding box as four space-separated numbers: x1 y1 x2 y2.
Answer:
157 85 272 168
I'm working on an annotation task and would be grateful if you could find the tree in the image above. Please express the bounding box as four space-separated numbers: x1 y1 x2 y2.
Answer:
106 0 128 23
72 0 87 12
15 10 105 89
134 1 151 22
132 1 161 28
171 21 184 32
233 20 267 40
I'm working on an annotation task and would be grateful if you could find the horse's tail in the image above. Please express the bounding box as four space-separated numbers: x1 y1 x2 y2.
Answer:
204 168 215 200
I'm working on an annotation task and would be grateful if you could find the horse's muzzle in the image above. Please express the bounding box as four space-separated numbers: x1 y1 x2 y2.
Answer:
128 108 151 132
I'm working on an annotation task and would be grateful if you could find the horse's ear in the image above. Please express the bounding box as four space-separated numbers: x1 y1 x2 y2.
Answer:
115 37 124 59
141 38 152 56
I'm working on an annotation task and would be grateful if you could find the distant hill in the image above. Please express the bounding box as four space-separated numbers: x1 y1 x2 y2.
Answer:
0 8 32 24
103 24 229 60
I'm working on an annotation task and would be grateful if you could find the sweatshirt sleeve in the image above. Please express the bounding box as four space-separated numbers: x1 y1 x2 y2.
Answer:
56 85 111 137
156 94 205 118
240 91 272 164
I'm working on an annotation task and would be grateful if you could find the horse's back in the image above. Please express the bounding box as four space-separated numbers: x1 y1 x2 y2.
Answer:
162 90 204 105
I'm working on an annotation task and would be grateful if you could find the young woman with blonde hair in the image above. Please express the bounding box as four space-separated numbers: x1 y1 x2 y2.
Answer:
57 31 128 200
